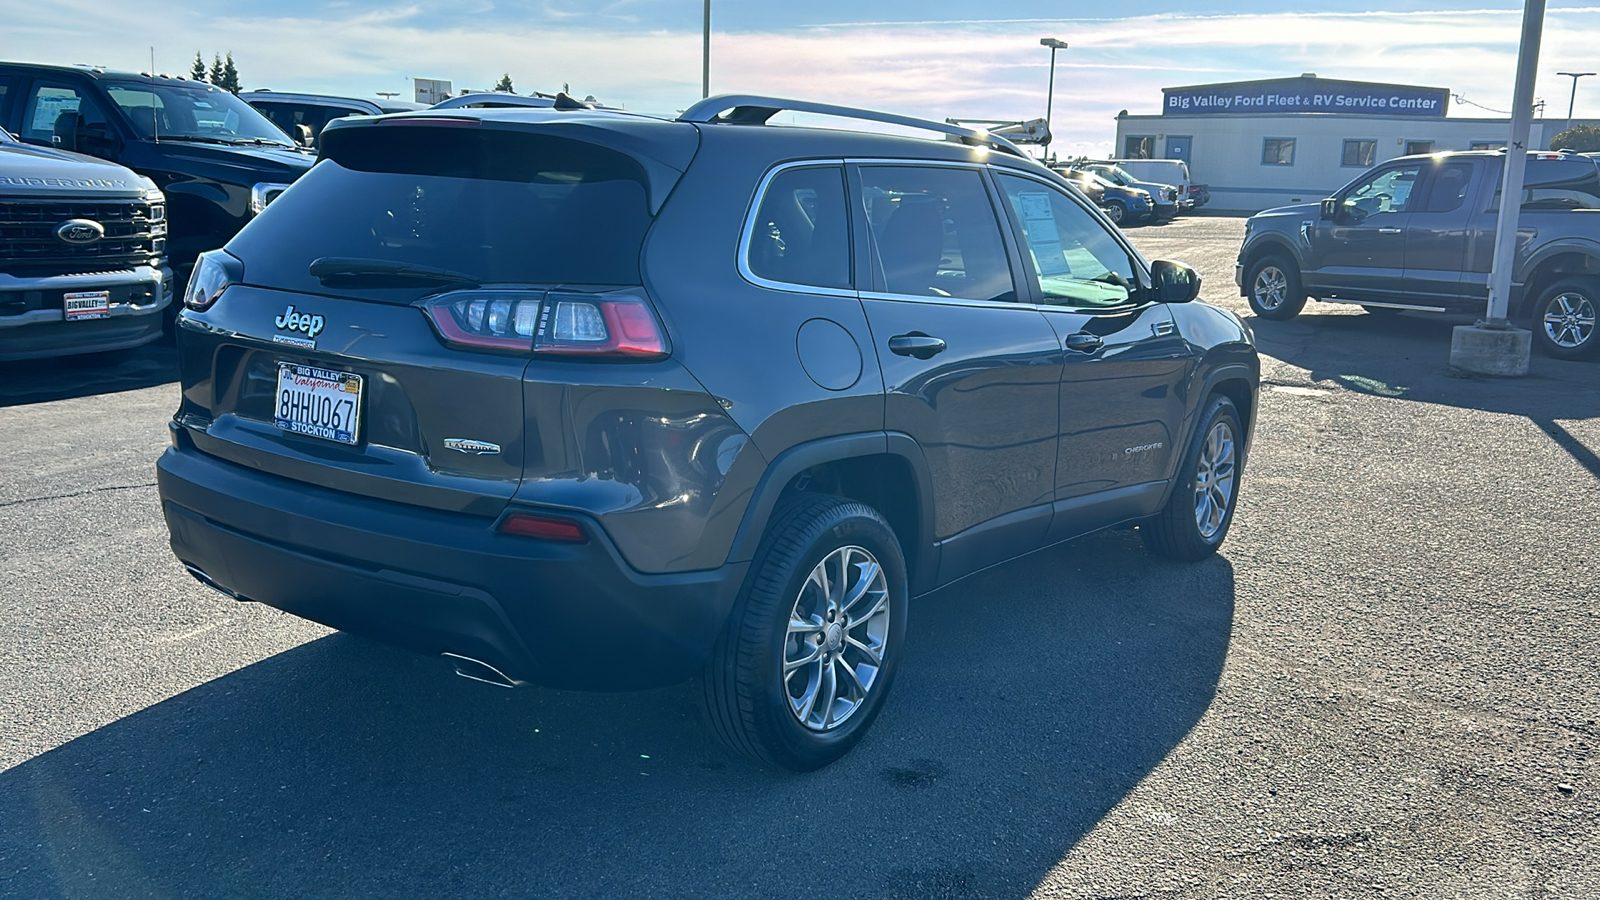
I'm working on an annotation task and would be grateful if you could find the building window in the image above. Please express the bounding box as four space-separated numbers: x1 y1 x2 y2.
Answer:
1123 135 1155 159
1341 139 1377 168
1262 138 1296 165
1404 140 1434 155
1470 140 1505 150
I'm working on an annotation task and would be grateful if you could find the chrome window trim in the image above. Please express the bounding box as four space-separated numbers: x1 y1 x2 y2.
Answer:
736 159 855 297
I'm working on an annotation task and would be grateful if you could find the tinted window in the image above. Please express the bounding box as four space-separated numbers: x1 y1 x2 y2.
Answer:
251 101 355 139
746 166 851 290
997 174 1137 308
229 127 655 299
1341 164 1422 218
859 166 1015 303
1418 162 1473 213
1523 159 1600 210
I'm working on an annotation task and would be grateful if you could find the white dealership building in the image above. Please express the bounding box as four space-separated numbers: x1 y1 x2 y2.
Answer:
1113 74 1597 213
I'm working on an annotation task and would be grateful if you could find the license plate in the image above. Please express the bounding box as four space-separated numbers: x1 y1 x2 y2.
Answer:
274 363 363 445
64 290 110 321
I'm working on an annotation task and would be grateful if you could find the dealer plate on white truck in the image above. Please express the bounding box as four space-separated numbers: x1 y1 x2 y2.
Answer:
274 363 363 445
63 291 110 321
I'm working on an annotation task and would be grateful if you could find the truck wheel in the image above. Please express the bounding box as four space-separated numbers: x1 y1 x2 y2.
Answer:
1141 395 1244 561
1531 277 1600 360
1103 200 1128 225
1245 255 1307 320
702 494 907 771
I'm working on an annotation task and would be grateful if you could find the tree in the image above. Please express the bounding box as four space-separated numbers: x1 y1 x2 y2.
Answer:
209 54 224 86
190 52 207 82
1551 124 1600 153
219 53 242 93
493 73 514 93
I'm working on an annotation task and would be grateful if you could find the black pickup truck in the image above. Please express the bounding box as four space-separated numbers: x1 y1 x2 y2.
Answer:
0 62 314 299
1236 150 1600 359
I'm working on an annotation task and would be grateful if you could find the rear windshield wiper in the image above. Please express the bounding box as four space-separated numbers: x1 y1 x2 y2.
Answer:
309 257 483 288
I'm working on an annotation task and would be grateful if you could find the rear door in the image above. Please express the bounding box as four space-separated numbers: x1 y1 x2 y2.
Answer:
850 161 1061 582
991 169 1191 538
1305 161 1423 302
1401 159 1484 304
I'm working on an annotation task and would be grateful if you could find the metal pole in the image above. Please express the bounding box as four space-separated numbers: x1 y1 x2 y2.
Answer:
1484 0 1546 327
1044 46 1057 155
1557 71 1594 133
702 0 711 99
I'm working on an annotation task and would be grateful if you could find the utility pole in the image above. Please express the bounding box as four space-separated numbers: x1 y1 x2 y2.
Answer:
1557 71 1594 133
1039 38 1067 159
702 0 711 99
1450 0 1544 375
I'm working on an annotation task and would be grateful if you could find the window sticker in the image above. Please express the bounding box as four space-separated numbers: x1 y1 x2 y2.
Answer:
30 94 80 133
1017 191 1070 276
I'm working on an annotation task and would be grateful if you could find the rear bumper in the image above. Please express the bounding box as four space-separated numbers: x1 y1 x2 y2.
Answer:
157 431 747 691
0 266 171 361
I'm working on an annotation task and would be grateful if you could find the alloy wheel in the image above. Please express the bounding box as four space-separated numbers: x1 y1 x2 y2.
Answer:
1252 266 1288 312
1542 291 1596 349
783 545 890 732
1192 420 1237 540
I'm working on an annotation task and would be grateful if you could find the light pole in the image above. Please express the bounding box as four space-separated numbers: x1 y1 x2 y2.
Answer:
1039 38 1067 158
1557 71 1594 133
703 0 711 99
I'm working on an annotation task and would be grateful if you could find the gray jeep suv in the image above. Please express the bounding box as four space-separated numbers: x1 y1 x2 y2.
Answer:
157 96 1259 770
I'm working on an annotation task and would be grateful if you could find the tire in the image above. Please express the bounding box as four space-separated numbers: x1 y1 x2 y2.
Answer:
702 494 908 771
1141 395 1244 561
1245 255 1307 320
1530 276 1600 360
1103 200 1128 225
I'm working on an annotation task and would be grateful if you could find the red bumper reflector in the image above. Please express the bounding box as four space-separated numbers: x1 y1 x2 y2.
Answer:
498 512 589 543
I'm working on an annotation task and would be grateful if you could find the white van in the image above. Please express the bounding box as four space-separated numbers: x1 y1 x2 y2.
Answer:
1109 159 1193 208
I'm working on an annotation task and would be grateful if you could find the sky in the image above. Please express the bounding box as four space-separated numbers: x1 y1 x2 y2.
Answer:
4 1 1599 157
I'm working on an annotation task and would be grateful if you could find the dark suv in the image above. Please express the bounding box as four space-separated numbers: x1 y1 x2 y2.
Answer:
157 96 1259 770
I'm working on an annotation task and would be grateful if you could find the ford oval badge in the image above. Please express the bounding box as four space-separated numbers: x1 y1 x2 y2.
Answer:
55 219 105 245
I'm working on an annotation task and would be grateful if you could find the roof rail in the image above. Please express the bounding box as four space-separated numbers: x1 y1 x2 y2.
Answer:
677 94 1028 158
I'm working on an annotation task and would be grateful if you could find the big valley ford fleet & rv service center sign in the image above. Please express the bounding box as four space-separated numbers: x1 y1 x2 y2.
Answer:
1163 76 1450 117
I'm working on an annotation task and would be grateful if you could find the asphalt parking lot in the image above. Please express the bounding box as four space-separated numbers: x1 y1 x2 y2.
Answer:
2 216 1596 899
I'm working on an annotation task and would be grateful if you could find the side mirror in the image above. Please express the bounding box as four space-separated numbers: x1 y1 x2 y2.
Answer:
1320 198 1338 220
294 124 314 148
1151 259 1201 304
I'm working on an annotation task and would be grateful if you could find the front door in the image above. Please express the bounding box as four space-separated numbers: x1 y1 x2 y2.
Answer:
851 163 1062 583
991 171 1191 540
1306 162 1424 302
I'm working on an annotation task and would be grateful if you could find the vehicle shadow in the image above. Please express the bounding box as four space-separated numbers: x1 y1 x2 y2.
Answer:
0 340 177 408
0 529 1234 899
1249 309 1600 478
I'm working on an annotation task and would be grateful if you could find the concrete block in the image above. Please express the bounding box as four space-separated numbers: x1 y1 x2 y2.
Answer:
1449 324 1531 376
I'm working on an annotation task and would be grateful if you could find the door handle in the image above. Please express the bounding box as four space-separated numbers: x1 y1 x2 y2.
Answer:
1378 227 1403 234
1065 332 1104 353
888 333 947 359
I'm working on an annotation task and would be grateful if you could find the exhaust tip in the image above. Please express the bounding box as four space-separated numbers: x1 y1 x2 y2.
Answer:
442 652 526 689
184 563 252 601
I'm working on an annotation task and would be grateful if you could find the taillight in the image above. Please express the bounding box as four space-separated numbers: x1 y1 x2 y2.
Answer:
498 512 588 543
183 250 242 311
422 289 542 352
420 289 669 358
534 291 669 359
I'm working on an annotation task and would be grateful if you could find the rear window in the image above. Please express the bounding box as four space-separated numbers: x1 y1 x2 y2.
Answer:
228 126 655 297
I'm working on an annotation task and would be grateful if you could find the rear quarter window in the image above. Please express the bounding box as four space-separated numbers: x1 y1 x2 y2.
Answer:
744 165 851 290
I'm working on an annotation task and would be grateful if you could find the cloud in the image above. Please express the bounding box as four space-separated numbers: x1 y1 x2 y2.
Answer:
2 1 1597 155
